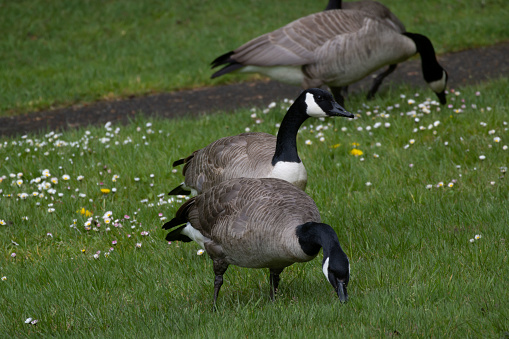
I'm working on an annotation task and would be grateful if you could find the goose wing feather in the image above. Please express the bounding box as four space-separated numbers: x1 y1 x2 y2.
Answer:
183 133 277 193
231 10 369 67
188 178 321 267
342 1 405 33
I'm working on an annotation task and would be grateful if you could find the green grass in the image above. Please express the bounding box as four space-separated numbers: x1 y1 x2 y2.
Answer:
1 79 508 336
1 0 509 115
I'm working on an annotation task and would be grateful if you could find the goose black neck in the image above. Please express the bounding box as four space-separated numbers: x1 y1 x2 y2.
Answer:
403 32 443 83
271 101 309 165
325 0 342 10
296 222 344 258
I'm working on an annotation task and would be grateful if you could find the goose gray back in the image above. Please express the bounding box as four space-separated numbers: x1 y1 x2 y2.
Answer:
163 177 350 307
168 88 353 196
211 9 447 106
325 0 406 100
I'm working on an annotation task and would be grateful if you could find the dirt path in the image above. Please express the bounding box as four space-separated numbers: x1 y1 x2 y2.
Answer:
1 42 508 137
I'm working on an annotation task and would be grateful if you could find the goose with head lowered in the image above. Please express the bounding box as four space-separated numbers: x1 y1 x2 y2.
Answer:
168 88 353 196
325 0 406 100
211 9 447 106
163 177 350 308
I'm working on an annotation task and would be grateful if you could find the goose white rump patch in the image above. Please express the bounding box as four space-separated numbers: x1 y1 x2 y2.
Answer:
181 222 207 248
305 92 328 117
270 161 307 184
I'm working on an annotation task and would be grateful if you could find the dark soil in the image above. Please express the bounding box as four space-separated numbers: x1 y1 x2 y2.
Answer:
1 42 508 138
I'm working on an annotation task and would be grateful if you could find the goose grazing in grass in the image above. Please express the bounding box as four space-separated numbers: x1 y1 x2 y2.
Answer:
325 0 406 100
211 9 447 106
163 177 350 307
168 88 353 196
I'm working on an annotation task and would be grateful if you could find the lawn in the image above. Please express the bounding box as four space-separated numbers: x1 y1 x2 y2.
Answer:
1 78 508 336
1 0 509 115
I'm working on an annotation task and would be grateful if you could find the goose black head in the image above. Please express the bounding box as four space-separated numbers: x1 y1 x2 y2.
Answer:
322 252 350 303
302 88 354 119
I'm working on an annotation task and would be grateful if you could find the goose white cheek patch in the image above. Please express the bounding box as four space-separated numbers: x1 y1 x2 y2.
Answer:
322 256 330 281
429 71 447 93
305 92 328 117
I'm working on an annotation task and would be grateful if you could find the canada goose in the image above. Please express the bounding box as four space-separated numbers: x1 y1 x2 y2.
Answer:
325 0 406 100
211 9 447 106
163 177 350 307
168 88 353 196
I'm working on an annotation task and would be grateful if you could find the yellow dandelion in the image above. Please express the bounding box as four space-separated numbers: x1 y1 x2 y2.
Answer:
330 143 341 149
101 188 111 194
78 208 93 217
350 149 364 156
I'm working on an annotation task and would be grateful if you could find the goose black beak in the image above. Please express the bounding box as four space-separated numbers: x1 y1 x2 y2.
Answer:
329 102 354 119
336 282 348 303
436 91 447 105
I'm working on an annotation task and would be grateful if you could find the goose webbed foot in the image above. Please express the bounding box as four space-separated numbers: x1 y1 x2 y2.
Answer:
367 64 398 100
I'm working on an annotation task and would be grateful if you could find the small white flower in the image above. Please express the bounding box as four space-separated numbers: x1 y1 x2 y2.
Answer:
25 318 33 324
62 174 70 180
305 140 312 145
136 242 142 248
426 184 433 189
493 137 501 143
384 122 391 128
1 276 6 281
197 249 205 255
479 155 486 160
77 175 84 181
48 208 55 213
365 182 372 186
93 253 99 259
475 234 482 240
469 239 475 243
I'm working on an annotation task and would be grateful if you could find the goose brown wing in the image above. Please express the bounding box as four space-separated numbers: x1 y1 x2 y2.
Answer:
188 178 321 241
184 133 276 193
231 10 368 67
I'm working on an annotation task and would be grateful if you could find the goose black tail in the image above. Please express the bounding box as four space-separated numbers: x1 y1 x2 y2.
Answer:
172 158 185 167
168 184 191 196
165 225 192 242
162 198 196 230
211 51 244 78
211 51 235 68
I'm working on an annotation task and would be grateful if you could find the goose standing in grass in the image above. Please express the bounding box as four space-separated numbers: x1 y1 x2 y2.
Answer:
163 177 350 307
211 9 447 106
325 0 406 100
168 88 353 196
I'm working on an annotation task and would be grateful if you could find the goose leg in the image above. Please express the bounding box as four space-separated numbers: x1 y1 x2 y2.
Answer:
329 87 345 108
212 260 229 311
269 268 284 301
367 64 398 100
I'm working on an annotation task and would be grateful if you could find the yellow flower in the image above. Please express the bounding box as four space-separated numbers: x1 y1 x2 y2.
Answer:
81 249 86 253
101 188 111 194
351 142 360 146
78 208 93 217
330 143 341 149
350 149 364 156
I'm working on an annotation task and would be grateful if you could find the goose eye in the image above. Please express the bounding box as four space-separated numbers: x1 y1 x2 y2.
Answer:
315 95 323 101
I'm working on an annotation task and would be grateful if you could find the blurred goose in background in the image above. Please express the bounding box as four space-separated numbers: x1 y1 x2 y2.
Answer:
325 0 406 100
168 88 353 196
211 9 447 106
163 177 350 307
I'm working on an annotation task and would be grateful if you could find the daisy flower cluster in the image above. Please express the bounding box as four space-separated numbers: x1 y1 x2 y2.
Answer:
0 121 192 264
